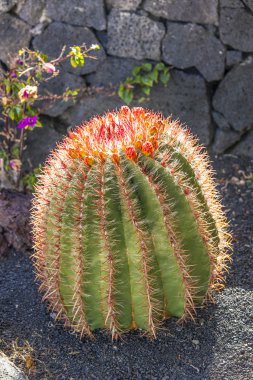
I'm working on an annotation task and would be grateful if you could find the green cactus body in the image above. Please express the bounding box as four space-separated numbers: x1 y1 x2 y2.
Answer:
32 106 231 339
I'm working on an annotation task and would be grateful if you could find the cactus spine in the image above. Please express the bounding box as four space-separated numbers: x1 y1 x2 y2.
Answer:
32 106 231 339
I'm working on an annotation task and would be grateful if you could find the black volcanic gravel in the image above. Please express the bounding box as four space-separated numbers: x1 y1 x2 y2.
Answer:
0 154 252 380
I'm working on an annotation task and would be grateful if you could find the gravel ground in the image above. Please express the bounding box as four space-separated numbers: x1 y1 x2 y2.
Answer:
0 154 252 380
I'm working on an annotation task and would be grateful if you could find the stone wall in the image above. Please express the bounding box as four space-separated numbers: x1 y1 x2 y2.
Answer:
1 0 253 165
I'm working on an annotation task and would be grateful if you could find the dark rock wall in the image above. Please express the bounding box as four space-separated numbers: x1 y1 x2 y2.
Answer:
1 0 253 164
0 189 32 256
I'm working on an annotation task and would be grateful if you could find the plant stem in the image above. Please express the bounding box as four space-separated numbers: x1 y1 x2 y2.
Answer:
4 115 12 158
19 128 25 161
5 114 9 135
15 126 25 190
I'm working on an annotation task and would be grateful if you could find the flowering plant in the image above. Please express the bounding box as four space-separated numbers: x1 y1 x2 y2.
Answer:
0 43 100 190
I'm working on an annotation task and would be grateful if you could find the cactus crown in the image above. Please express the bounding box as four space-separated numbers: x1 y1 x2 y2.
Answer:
32 106 232 339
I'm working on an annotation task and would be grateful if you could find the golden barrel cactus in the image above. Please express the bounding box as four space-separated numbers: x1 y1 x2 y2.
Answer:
32 106 231 339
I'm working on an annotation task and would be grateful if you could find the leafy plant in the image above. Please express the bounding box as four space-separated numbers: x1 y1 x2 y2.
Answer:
21 165 42 192
32 106 232 340
118 62 170 105
0 43 100 190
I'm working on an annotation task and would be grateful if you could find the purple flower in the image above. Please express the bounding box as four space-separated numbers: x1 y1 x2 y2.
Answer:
10 70 17 78
17 116 37 129
16 59 24 65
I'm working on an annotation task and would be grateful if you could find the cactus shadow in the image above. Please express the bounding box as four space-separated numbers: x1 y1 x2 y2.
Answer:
84 301 219 380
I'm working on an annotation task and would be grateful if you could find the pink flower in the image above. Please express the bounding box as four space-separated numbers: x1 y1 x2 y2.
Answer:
9 159 21 171
17 116 37 129
42 63 56 74
18 86 38 102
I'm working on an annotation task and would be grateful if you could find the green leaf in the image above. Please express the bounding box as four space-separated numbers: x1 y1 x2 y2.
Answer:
70 50 84 67
132 66 142 76
140 76 153 87
36 71 42 80
64 89 80 97
8 106 23 121
11 145 20 159
160 69 170 85
118 84 125 100
125 76 135 85
63 88 80 100
12 82 25 92
36 52 49 62
26 106 37 116
15 106 24 120
21 165 42 192
77 55 85 66
142 86 151 95
70 46 81 55
131 75 142 85
138 96 146 103
141 63 152 72
35 120 42 128
0 150 7 159
155 62 165 71
4 79 11 94
27 76 33 85
118 85 133 105
25 126 35 131
70 56 78 68
123 89 134 105
149 69 158 83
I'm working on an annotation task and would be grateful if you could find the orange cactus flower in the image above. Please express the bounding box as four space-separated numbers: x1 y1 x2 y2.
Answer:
125 145 137 160
142 141 154 156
